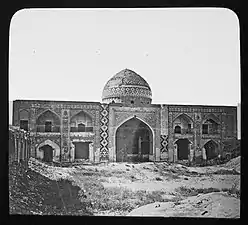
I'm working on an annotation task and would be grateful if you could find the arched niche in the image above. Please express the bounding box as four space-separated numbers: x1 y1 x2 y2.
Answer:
19 109 29 131
36 110 61 132
19 109 29 120
174 138 192 160
115 117 153 162
174 125 181 134
70 110 93 132
203 139 219 160
36 139 60 162
202 116 220 135
173 113 193 134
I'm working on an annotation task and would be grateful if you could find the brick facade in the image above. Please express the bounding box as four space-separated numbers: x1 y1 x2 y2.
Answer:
11 69 238 163
12 99 237 163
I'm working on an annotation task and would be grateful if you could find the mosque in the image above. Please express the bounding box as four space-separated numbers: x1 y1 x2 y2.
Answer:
12 69 238 163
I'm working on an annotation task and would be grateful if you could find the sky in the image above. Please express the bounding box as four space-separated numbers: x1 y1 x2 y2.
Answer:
9 8 240 124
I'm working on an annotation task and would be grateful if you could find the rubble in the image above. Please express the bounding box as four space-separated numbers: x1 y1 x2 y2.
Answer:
222 156 240 173
10 157 240 217
28 157 76 181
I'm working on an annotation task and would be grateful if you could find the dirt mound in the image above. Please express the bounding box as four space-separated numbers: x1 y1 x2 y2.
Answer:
127 192 240 218
9 161 92 215
223 156 240 173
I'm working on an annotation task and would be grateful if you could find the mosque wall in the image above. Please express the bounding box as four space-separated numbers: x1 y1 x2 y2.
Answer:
166 105 237 163
12 100 238 163
108 104 161 162
12 100 102 163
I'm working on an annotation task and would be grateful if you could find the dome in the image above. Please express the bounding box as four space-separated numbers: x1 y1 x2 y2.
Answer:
102 69 152 105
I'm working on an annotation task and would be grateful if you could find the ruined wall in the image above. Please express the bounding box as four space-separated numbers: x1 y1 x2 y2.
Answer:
9 126 34 168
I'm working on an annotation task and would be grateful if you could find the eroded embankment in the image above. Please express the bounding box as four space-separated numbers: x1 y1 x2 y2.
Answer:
10 157 240 217
9 161 92 215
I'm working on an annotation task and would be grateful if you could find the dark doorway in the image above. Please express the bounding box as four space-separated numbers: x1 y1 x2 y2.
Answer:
202 124 208 134
40 145 53 162
176 139 190 160
20 120 28 131
45 121 52 132
204 140 218 159
74 142 90 159
78 123 86 132
174 125 181 134
115 118 153 162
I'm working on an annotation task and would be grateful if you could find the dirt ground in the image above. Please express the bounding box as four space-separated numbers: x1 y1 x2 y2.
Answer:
27 157 240 218
9 162 92 215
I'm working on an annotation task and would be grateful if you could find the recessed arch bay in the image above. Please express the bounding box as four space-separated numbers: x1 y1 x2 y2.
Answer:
115 117 153 162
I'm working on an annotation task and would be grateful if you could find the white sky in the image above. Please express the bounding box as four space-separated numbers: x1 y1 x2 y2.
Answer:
9 8 240 123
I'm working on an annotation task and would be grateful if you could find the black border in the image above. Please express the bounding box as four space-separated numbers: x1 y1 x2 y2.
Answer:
3 1 245 225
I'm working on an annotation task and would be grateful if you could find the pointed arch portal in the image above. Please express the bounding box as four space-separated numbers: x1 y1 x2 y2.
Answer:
204 140 219 160
37 140 60 162
40 145 53 162
115 117 153 162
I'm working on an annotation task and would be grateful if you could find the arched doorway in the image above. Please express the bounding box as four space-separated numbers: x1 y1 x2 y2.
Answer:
39 144 53 162
175 139 190 160
36 140 61 162
204 140 218 159
115 117 153 162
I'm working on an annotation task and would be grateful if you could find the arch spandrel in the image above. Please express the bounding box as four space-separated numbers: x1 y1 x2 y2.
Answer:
114 111 156 131
19 109 29 120
36 109 61 124
173 113 194 124
202 113 220 124
202 139 219 147
70 109 95 120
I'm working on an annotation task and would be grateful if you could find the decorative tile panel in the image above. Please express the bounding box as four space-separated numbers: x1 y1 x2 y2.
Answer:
160 135 168 153
61 109 70 160
100 104 109 161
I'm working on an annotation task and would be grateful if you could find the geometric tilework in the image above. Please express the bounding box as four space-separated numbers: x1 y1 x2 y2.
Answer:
102 69 152 103
100 104 109 161
160 135 168 153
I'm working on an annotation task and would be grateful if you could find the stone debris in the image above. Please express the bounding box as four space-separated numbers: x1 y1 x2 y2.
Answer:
28 157 76 181
24 157 240 217
222 156 240 173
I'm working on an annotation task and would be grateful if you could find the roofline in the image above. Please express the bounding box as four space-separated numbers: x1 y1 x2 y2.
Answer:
12 99 238 108
155 103 237 108
13 99 102 105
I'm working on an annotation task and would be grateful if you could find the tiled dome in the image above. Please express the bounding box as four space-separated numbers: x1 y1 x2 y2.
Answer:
102 69 152 105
